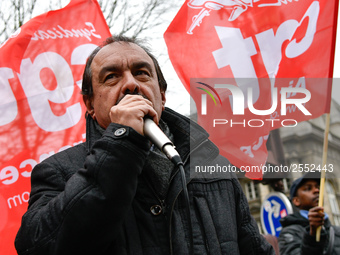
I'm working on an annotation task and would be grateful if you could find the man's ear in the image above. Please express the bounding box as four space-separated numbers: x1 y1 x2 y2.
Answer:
292 197 301 207
83 95 95 120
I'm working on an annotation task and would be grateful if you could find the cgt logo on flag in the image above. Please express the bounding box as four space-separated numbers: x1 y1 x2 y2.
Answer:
187 0 302 34
165 0 337 179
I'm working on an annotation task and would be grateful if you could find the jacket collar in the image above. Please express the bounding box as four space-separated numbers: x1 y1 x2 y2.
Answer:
160 107 213 162
85 113 105 152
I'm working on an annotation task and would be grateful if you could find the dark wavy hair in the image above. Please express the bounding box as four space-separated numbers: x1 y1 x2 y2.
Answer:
81 35 167 98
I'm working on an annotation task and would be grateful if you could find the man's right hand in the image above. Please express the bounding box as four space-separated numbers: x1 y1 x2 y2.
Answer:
109 94 158 136
308 206 325 236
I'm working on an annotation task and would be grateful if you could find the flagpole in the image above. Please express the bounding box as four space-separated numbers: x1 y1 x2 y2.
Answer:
315 0 339 241
316 112 331 242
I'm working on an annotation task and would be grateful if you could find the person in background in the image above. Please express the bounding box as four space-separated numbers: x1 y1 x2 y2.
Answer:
15 35 274 255
279 172 340 254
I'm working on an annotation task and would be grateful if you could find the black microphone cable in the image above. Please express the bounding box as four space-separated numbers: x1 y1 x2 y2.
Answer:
144 119 194 255
171 156 194 255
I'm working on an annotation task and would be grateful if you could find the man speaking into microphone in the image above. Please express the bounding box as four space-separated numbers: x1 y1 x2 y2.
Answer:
15 35 273 255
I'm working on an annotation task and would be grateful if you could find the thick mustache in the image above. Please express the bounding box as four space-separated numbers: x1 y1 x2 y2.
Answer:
115 93 149 105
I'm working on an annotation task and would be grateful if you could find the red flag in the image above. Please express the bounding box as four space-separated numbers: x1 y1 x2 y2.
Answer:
164 0 338 179
0 1 111 254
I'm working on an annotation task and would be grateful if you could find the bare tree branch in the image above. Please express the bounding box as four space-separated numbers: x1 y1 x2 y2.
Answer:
0 0 40 41
0 0 181 43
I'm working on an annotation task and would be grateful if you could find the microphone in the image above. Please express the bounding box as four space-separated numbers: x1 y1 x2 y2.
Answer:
143 118 181 164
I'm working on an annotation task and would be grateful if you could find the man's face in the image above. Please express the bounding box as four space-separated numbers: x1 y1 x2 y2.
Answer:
293 180 320 210
85 42 166 129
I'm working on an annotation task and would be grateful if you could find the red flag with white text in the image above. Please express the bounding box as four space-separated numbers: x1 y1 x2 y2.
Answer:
0 0 111 254
164 0 338 179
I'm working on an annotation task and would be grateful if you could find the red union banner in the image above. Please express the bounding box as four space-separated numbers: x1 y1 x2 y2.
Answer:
164 0 338 179
0 0 111 254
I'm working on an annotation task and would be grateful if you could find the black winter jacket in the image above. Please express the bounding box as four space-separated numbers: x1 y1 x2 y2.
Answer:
279 211 340 255
15 108 273 255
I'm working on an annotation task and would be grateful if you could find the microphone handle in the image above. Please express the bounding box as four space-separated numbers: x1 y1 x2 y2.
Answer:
143 118 180 162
